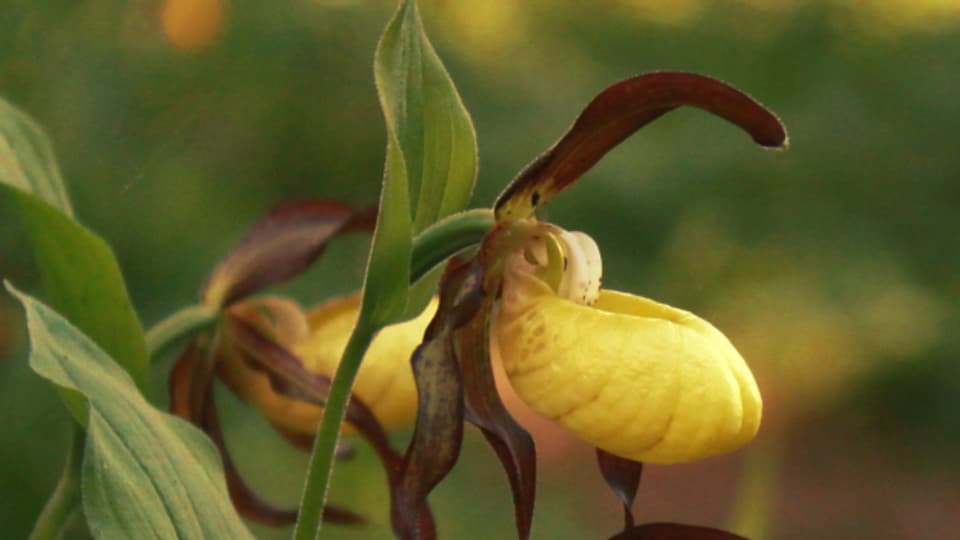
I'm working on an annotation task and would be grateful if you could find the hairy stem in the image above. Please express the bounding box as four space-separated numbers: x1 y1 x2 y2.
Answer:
29 424 85 540
292 322 376 540
294 208 493 539
410 208 493 282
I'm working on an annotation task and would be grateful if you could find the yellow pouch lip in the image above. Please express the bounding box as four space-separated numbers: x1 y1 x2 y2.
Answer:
219 293 435 437
495 269 762 464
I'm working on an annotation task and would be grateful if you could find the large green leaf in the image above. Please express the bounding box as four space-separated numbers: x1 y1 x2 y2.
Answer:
0 97 149 422
8 284 254 540
363 0 478 327
0 98 73 216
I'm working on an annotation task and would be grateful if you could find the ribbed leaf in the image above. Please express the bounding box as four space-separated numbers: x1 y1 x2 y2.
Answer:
7 283 254 540
364 0 479 326
1 97 149 422
494 72 788 220
0 97 72 215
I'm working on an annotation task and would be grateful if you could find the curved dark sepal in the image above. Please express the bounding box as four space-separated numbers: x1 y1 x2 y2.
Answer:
494 72 788 220
458 296 536 540
597 449 644 531
202 199 376 308
222 314 434 535
391 258 487 539
608 523 749 540
169 337 216 423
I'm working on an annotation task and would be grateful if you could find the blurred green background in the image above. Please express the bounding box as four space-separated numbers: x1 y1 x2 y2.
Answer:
2 0 958 538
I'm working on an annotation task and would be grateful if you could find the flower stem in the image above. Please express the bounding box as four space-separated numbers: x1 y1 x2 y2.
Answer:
410 208 494 282
29 424 85 540
293 208 493 539
145 303 218 357
292 321 377 540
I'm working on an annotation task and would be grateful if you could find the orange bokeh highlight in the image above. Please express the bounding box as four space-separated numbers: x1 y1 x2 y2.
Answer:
162 0 225 51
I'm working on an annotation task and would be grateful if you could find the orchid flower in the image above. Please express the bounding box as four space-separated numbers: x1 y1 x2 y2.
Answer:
167 200 438 532
388 72 786 540
166 72 785 540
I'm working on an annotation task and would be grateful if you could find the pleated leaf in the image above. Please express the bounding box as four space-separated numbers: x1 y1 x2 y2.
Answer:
0 97 149 422
364 0 478 327
7 283 253 540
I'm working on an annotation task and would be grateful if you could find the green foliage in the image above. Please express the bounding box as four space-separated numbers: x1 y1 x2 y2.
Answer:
364 0 478 327
8 284 253 540
0 98 73 216
0 98 149 423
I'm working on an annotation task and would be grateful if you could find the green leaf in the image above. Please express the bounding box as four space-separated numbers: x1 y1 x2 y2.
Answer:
364 0 479 327
0 97 73 216
7 283 254 540
0 97 149 422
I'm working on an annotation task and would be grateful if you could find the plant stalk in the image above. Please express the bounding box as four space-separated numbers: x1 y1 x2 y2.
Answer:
29 424 85 540
292 322 377 540
294 208 493 539
145 304 218 357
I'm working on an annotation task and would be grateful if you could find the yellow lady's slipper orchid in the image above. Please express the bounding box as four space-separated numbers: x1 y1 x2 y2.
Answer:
218 293 437 436
493 223 761 464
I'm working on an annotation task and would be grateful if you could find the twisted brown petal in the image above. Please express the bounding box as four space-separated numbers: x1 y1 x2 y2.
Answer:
608 523 749 540
494 72 788 220
202 200 376 308
169 337 215 423
200 385 364 527
391 257 486 540
597 449 644 530
223 314 435 536
457 295 536 540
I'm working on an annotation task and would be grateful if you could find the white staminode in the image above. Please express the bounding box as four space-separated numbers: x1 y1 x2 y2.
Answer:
555 230 602 306
508 224 604 307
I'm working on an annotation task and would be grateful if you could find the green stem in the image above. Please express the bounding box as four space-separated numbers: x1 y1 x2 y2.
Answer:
294 208 493 539
145 303 218 357
30 424 85 540
410 208 494 282
292 322 377 540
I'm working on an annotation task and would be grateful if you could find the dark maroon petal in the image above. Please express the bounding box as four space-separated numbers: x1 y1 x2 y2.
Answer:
597 449 644 530
199 379 364 527
222 314 435 536
202 200 376 307
169 337 215 423
494 72 788 220
608 523 749 540
457 296 536 540
391 258 487 540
